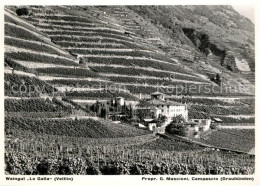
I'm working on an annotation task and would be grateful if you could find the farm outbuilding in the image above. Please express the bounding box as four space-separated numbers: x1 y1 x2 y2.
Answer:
116 97 125 106
138 123 146 129
213 118 223 123
186 121 200 132
156 126 165 134
148 123 157 132
190 119 211 131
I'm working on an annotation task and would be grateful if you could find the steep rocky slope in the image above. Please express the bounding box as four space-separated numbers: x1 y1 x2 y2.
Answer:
128 6 254 70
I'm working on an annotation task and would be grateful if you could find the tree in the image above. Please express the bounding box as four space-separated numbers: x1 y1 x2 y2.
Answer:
136 108 150 121
96 102 102 116
110 98 114 107
165 116 188 137
16 8 29 16
153 115 167 127
138 99 151 107
215 73 221 86
85 104 90 111
90 103 97 112
210 123 218 130
79 58 87 66
165 122 188 137
211 73 222 86
129 104 134 119
171 115 185 124
100 107 107 119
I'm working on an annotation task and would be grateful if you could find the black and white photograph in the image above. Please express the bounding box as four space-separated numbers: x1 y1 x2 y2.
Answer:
1 1 258 184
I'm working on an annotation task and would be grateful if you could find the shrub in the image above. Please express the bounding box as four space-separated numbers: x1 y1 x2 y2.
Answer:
210 123 218 130
165 122 188 137
16 8 29 16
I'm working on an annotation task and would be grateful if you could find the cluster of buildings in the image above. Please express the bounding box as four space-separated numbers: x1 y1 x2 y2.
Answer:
93 91 212 137
134 92 212 136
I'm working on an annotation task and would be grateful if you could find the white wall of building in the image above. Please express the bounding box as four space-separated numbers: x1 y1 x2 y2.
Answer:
157 105 188 121
148 123 157 131
190 119 211 131
116 97 125 106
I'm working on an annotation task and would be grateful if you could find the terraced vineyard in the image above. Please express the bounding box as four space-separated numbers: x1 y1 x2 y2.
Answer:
4 73 56 97
198 129 255 153
5 145 254 175
13 6 232 99
6 52 80 67
3 5 255 176
190 105 254 115
5 117 151 138
5 98 71 112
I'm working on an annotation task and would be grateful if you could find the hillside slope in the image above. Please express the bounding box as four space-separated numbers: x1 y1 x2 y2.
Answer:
4 5 255 100
127 6 254 70
3 6 255 176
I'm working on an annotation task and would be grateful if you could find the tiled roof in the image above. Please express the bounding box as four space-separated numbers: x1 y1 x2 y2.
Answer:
151 91 165 95
150 106 161 110
186 121 199 126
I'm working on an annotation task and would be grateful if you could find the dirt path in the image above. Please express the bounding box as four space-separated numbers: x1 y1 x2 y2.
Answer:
81 54 180 65
64 47 135 51
88 63 203 78
57 41 124 47
172 95 254 100
100 73 210 84
38 75 109 82
5 68 36 77
38 26 126 34
217 126 255 129
224 115 255 118
14 60 79 69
